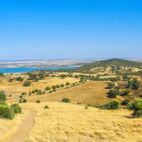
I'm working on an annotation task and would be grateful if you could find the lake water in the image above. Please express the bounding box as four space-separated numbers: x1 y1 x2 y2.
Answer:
0 66 79 74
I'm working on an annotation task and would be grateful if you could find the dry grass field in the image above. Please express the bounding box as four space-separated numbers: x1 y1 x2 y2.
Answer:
0 72 142 142
0 75 79 103
28 81 109 105
1 102 142 142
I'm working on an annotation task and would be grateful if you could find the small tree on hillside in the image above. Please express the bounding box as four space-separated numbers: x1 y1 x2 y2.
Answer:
107 89 120 98
0 91 7 103
127 79 140 90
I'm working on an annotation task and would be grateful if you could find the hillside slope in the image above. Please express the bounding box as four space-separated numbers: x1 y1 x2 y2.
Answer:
1 102 142 142
78 58 142 71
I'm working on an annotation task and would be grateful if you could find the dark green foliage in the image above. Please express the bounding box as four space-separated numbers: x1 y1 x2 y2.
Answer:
101 101 120 110
78 59 142 71
0 73 4 77
127 79 140 90
66 82 70 86
52 85 56 90
44 105 49 109
36 100 40 103
120 90 129 96
0 91 7 103
62 98 70 103
60 84 64 87
106 82 115 89
130 99 142 117
121 99 129 106
15 77 24 82
11 104 22 114
127 102 135 110
107 89 120 98
45 87 51 91
123 74 129 81
23 81 31 87
23 99 27 103
19 98 27 103
0 104 15 119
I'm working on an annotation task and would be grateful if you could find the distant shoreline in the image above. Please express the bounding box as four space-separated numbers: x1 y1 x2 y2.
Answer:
0 65 80 74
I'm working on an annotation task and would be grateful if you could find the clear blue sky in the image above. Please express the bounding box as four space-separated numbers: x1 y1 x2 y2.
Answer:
0 0 142 60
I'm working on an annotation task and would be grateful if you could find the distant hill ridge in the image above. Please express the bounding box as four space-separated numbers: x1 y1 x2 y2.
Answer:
78 58 142 70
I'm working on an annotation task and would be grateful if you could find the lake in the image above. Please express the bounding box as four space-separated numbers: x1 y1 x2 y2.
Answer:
0 66 79 74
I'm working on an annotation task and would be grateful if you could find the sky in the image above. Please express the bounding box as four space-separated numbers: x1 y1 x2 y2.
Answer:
0 0 142 60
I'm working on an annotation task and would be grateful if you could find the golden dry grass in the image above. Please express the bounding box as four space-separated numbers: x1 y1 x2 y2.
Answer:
0 75 79 103
25 102 142 142
28 81 109 105
1 103 142 142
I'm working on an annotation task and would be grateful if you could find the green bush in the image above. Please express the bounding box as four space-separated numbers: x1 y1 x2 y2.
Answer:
130 99 142 117
121 99 129 106
101 101 120 110
23 99 27 103
107 82 115 89
0 91 7 103
127 102 135 110
45 87 51 91
127 79 140 90
60 84 64 87
44 105 49 109
11 104 22 114
23 81 31 87
120 90 129 96
0 104 15 119
107 89 120 98
36 100 40 103
62 98 70 103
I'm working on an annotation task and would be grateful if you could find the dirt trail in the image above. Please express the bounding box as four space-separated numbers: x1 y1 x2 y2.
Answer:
4 109 37 142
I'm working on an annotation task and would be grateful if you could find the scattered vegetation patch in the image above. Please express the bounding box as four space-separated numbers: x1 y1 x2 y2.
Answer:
131 99 142 118
36 100 40 103
23 81 31 87
62 98 70 103
100 101 120 110
44 105 49 109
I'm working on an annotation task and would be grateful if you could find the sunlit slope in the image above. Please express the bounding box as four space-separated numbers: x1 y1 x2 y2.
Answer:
28 82 109 105
26 102 142 142
0 102 142 142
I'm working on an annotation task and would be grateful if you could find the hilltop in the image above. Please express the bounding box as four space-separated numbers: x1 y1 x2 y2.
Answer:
78 58 142 71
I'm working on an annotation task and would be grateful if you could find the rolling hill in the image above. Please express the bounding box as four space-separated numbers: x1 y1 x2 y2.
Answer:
77 58 142 71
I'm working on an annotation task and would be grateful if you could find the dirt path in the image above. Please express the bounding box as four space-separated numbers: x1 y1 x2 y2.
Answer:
4 109 37 142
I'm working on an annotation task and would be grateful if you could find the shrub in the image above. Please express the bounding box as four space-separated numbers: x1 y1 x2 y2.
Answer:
107 82 115 89
45 87 51 91
0 104 15 119
23 81 31 87
127 102 135 110
120 90 129 96
107 89 119 98
66 82 70 86
23 99 27 103
101 101 120 110
44 105 49 109
121 99 129 106
131 99 142 117
15 77 24 82
11 104 22 114
127 79 140 90
62 98 70 103
60 84 64 87
85 105 89 109
36 100 40 103
0 91 7 103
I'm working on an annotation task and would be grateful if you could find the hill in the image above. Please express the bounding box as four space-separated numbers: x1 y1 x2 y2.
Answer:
1 102 142 142
77 58 142 71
